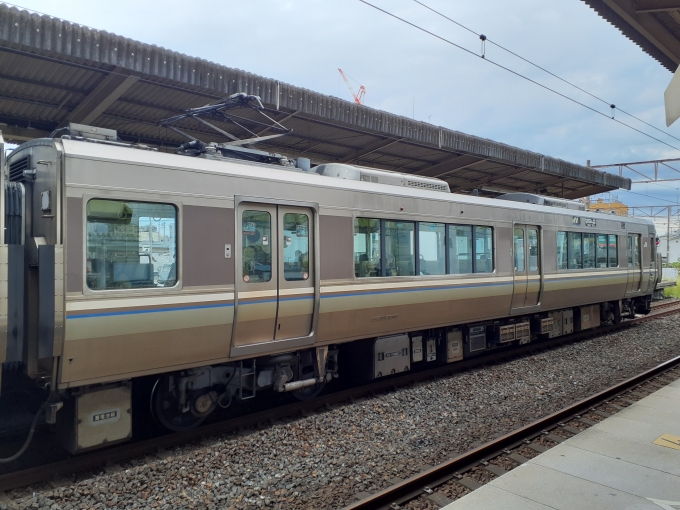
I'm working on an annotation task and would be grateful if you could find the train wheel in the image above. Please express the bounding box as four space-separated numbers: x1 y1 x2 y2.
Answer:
150 375 206 432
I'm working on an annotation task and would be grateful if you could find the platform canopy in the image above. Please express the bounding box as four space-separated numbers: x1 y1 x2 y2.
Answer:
581 0 680 72
0 4 629 199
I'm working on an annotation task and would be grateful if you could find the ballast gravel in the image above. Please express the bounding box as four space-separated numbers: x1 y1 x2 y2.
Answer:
3 315 680 510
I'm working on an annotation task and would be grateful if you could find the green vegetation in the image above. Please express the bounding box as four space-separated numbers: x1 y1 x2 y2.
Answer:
664 275 680 298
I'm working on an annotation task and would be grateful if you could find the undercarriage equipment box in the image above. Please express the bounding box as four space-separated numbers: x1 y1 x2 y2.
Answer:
373 334 410 378
562 309 574 335
411 335 423 363
442 329 463 362
468 325 487 353
532 317 554 337
58 383 132 454
577 304 601 331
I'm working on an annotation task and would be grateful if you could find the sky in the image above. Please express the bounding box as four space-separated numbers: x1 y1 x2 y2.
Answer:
9 0 680 229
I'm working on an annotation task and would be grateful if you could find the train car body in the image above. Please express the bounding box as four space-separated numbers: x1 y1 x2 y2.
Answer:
0 127 660 453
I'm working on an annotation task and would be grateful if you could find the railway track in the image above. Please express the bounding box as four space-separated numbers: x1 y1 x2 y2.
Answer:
343 356 680 510
2 300 680 495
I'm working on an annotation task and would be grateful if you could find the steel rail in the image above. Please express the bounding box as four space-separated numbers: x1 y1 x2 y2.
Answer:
1 303 680 493
343 351 680 509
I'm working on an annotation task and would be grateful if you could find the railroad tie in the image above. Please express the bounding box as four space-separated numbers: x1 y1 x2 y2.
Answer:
577 417 598 427
591 410 612 419
527 442 548 453
545 433 566 444
560 425 582 435
507 452 530 464
457 477 483 491
482 463 507 477
425 492 454 507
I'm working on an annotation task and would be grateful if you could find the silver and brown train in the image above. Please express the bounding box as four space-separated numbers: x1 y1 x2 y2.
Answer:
0 123 660 454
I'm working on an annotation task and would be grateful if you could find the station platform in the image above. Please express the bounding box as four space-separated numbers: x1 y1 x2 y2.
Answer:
443 375 680 510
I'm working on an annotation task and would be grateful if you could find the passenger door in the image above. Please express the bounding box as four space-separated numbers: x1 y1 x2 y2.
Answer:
232 202 317 352
511 226 527 310
625 234 642 295
511 225 541 311
276 207 314 340
525 226 540 306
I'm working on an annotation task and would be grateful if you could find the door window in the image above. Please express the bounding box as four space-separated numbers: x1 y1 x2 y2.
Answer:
634 235 641 268
283 213 310 281
528 228 539 271
514 228 525 271
242 210 272 283
627 236 633 268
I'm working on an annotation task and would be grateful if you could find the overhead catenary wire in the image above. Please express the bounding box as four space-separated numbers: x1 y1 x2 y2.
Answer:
618 188 680 204
358 1 680 154
412 0 680 146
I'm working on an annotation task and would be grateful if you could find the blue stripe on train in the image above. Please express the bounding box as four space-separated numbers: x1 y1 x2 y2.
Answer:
65 273 623 320
66 280 511 320
67 302 234 319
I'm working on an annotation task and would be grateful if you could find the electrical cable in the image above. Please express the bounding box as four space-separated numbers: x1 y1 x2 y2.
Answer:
412 0 680 145
618 188 680 204
0 403 46 463
358 1 680 153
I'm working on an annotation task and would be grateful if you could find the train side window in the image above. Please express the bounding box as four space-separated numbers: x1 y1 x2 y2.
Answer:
474 226 493 273
583 233 596 269
418 222 445 275
651 236 656 264
449 225 473 274
627 236 633 268
353 218 381 278
608 235 618 267
385 221 415 276
557 231 568 270
596 234 608 268
242 210 272 283
568 232 582 269
283 213 309 281
86 199 177 290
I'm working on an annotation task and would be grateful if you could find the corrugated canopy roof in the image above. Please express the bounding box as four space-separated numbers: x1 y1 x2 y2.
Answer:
0 3 629 199
581 0 680 73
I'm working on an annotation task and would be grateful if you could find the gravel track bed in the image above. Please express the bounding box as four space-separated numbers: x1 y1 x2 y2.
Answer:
3 315 680 510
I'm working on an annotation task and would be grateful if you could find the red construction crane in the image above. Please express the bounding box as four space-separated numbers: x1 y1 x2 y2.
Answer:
338 68 366 105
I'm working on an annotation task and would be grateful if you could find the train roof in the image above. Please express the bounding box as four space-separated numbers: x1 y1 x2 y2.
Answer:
10 137 655 232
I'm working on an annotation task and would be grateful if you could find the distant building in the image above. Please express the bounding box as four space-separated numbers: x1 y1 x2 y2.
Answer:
587 197 629 217
658 233 680 264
